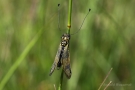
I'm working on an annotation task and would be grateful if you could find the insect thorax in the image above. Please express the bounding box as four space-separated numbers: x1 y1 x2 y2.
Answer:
61 33 70 47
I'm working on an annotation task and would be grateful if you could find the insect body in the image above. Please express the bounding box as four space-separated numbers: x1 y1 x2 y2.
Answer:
49 33 72 79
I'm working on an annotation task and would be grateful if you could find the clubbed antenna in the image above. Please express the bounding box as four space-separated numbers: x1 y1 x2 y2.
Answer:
58 4 61 32
71 9 91 35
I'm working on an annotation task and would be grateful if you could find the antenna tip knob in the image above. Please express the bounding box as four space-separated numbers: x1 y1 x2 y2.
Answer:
58 4 60 6
89 8 91 12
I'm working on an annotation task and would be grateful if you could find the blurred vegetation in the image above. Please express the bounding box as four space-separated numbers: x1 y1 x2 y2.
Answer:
0 0 135 90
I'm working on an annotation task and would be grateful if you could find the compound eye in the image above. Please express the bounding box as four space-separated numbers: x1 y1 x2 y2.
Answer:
62 36 65 40
67 37 69 40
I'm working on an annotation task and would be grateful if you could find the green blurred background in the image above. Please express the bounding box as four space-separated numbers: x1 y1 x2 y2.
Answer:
0 0 134 90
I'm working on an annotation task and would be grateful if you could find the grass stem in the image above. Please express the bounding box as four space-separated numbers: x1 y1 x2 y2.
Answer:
58 0 72 89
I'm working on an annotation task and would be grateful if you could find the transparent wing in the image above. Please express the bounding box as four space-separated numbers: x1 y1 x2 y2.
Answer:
62 45 72 79
49 44 62 76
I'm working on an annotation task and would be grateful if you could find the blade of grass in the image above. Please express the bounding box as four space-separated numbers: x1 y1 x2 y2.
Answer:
104 81 112 90
0 29 43 90
98 68 113 90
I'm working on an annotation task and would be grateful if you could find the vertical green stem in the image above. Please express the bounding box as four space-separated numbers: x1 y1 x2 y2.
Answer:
58 0 72 90
67 0 72 34
58 70 64 90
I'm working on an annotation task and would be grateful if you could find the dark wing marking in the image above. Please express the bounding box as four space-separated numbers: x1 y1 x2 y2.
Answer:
49 44 62 76
62 45 72 79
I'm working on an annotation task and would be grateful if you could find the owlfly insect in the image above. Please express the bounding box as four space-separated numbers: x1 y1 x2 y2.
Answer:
49 33 71 78
49 4 91 79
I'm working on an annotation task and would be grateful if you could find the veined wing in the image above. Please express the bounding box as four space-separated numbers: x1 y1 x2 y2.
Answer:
62 44 72 79
49 43 63 76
